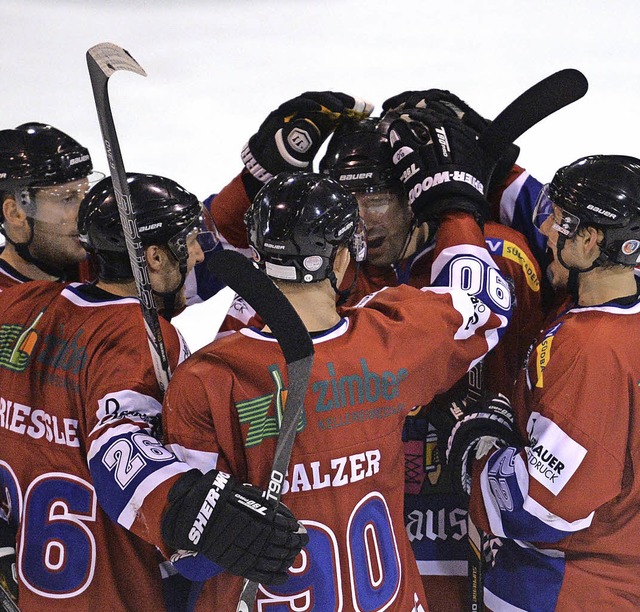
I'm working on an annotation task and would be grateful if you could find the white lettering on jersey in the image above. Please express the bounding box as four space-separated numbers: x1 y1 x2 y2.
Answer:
526 412 587 495
282 449 381 494
0 395 79 447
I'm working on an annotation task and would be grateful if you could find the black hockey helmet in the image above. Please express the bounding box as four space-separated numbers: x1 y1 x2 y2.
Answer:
319 117 399 193
537 155 640 267
245 171 366 286
78 173 204 281
0 122 93 195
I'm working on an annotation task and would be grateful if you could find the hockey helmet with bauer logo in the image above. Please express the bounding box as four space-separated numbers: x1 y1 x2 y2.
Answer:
535 155 640 267
245 171 366 287
0 122 94 195
78 172 209 281
319 117 400 193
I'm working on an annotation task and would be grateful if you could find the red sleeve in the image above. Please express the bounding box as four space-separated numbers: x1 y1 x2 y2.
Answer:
209 172 253 249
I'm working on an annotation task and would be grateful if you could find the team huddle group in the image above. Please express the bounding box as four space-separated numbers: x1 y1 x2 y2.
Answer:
0 85 638 612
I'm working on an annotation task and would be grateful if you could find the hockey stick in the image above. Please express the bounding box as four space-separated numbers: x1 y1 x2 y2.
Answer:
86 42 171 393
465 67 588 610
206 250 314 612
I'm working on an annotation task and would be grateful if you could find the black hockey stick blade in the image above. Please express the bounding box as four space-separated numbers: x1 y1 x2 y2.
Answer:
86 43 171 392
207 249 314 364
478 68 588 162
207 250 314 611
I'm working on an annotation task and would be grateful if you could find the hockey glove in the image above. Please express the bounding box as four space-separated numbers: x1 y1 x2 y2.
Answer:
0 519 17 604
429 393 522 496
383 89 519 189
387 108 492 224
241 91 373 198
162 469 308 585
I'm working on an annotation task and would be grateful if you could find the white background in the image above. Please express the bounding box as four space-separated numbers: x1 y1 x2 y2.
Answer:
3 0 640 348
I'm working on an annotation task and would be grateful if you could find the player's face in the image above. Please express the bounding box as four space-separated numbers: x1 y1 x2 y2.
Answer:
158 228 206 309
29 178 91 266
541 203 576 289
354 186 412 267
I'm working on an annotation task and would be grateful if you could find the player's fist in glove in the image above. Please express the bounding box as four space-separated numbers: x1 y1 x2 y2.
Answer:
386 108 492 224
429 393 522 496
383 89 519 190
0 519 17 604
162 469 308 585
241 91 373 198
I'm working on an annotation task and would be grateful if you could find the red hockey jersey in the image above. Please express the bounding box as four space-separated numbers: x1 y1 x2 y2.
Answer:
162 213 512 611
469 297 640 610
0 281 193 611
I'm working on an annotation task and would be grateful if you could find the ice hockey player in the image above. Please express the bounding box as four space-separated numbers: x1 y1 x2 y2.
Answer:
0 122 100 289
436 155 640 610
0 172 307 610
160 106 514 610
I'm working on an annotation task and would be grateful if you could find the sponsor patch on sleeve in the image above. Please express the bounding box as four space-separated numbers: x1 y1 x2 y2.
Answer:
526 412 587 495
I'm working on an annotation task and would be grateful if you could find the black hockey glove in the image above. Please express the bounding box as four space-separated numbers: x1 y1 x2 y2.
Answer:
429 393 522 496
241 91 373 198
383 89 519 189
0 519 17 604
162 469 308 585
386 108 492 224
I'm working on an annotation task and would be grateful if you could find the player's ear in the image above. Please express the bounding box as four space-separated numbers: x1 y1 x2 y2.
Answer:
333 245 351 277
144 244 166 272
3 194 30 240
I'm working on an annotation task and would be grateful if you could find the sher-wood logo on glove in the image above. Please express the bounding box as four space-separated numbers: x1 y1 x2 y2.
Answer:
405 170 485 205
188 471 230 545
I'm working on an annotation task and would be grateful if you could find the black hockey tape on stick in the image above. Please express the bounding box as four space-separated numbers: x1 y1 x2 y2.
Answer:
86 43 171 392
478 68 588 163
207 250 314 612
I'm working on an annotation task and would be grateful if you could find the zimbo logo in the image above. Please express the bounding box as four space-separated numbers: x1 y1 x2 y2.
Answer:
139 221 163 232
236 364 305 448
313 358 408 412
586 203 617 219
37 324 88 375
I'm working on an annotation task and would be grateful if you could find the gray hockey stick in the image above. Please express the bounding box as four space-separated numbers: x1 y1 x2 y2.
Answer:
86 42 171 392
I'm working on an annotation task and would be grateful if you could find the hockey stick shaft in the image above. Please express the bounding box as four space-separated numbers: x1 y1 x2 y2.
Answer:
86 42 171 392
206 251 314 612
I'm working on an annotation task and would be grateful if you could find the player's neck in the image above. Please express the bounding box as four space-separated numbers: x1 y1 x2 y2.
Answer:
95 278 138 298
577 266 638 306
0 245 58 281
266 280 341 333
